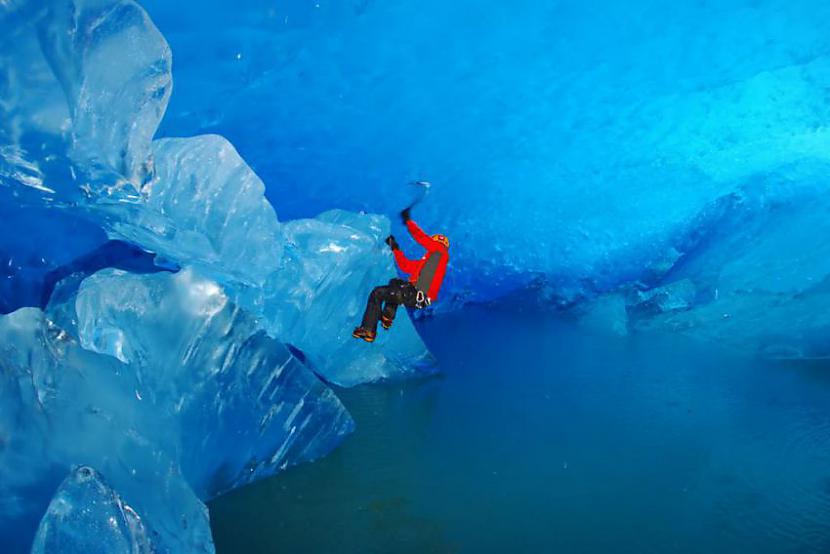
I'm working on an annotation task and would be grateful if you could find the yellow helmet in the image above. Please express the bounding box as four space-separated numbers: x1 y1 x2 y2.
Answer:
432 234 450 248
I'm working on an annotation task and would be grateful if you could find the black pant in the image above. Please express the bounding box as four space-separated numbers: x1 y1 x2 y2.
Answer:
360 279 420 333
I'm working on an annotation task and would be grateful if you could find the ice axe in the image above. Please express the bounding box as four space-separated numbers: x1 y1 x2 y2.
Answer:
387 180 430 246
400 180 431 219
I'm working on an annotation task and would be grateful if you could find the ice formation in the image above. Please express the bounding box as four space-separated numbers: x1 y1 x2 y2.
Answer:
69 268 355 496
266 210 436 386
145 0 830 357
107 134 283 287
1 274 356 551
31 467 156 554
0 307 214 552
0 0 170 202
0 0 431 552
4 0 830 550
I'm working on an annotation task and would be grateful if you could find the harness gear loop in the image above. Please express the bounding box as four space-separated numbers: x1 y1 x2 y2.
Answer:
415 289 431 309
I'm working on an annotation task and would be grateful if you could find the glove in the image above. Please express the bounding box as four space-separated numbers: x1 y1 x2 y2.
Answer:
385 235 400 251
400 207 411 225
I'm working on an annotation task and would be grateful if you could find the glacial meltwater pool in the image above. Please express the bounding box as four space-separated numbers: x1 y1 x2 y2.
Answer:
209 306 830 553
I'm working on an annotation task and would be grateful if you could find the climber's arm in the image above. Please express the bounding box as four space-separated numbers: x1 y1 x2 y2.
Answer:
406 219 435 250
393 248 419 275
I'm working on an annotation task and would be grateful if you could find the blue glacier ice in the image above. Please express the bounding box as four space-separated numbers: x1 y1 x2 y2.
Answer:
634 175 830 357
1 1 431 551
31 467 155 554
0 268 355 552
265 210 436 386
1 0 433 378
69 268 354 495
0 0 171 203
106 134 283 288
142 0 830 356
0 307 213 553
0 204 107 313
4 0 830 551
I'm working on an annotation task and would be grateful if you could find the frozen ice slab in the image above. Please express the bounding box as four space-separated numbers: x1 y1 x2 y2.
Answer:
570 171 830 358
630 279 697 318
2 0 431 385
0 0 171 202
107 135 283 287
70 268 354 496
1 1 427 551
576 293 629 337
0 268 353 551
31 467 154 554
264 210 436 386
635 175 830 358
0 307 212 553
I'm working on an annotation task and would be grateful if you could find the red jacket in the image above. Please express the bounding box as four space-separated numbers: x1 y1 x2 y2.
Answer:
393 220 449 301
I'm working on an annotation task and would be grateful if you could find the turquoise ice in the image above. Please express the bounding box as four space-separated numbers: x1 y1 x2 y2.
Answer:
0 1 431 552
0 307 213 552
31 467 156 554
5 0 830 551
0 267 356 551
145 0 830 357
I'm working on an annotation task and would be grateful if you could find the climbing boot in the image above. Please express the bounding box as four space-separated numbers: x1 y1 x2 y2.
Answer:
352 327 377 343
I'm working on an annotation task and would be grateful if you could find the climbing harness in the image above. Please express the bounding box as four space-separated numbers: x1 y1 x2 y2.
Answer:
415 289 431 309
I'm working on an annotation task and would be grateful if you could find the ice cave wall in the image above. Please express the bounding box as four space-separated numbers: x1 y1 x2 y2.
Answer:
4 0 830 551
143 0 830 357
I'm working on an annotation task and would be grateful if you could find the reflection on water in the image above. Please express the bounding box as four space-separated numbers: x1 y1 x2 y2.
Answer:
209 306 830 553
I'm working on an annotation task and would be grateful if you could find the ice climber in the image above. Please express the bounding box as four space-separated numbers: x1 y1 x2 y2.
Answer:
352 208 450 343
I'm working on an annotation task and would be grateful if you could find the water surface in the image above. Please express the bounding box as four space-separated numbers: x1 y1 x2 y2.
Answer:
210 306 830 553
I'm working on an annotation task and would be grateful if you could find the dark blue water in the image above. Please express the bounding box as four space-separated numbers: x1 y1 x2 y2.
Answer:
209 306 830 553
